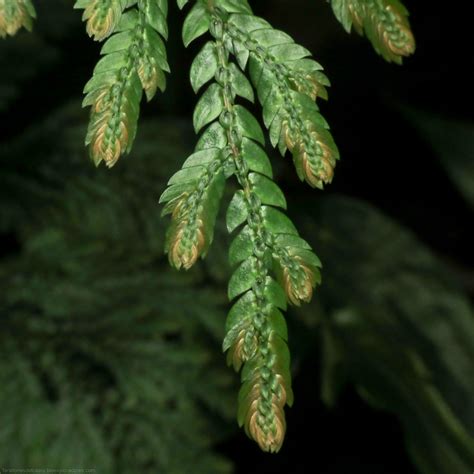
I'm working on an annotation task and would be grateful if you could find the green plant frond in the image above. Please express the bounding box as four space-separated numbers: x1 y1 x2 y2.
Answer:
81 0 169 167
0 0 36 38
331 0 415 63
161 1 325 452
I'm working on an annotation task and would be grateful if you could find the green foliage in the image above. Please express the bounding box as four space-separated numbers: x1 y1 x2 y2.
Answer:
0 0 418 455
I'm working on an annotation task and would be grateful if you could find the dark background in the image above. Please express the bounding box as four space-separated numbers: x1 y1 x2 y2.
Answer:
0 1 472 473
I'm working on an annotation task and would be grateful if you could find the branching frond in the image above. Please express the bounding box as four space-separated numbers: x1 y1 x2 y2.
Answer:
331 0 415 63
78 0 169 166
0 0 36 38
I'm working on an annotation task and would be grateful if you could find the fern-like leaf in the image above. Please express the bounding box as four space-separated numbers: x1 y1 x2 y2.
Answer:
0 0 36 38
162 1 323 452
79 0 169 166
331 0 415 63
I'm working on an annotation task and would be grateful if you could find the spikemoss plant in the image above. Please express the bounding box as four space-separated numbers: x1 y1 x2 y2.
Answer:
1 0 415 452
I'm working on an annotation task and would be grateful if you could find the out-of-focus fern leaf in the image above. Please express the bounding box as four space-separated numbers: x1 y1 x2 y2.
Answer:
0 110 235 474
0 0 36 38
311 196 474 474
330 0 415 63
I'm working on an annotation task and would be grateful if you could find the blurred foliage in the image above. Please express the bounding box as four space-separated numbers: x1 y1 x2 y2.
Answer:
0 110 236 474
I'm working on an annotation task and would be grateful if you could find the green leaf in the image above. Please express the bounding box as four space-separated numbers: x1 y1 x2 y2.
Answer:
228 257 257 300
268 43 311 61
190 41 218 93
226 191 248 233
249 28 292 48
234 106 265 145
229 226 253 267
269 309 288 341
193 83 224 133
100 31 134 54
264 277 287 310
226 291 255 333
216 0 252 14
262 206 297 235
144 0 168 39
241 138 273 178
229 64 254 103
196 122 227 150
273 233 312 251
249 172 286 209
182 148 222 168
182 3 210 47
167 165 204 185
93 52 128 75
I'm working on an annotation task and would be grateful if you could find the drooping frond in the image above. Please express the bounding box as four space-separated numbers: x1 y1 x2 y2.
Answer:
0 0 36 38
78 0 169 166
331 0 415 63
160 0 325 451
